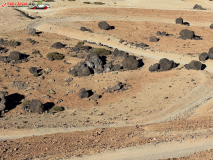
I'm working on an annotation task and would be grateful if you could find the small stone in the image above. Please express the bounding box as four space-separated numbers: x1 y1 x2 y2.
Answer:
65 77 73 82
45 68 52 72
25 92 32 96
1 68 6 71
64 82 69 86
42 95 50 99
38 76 44 80
27 87 34 90
55 99 63 104
49 79 55 82
34 84 40 87
48 89 56 94
85 98 90 101
111 71 118 75
67 90 73 93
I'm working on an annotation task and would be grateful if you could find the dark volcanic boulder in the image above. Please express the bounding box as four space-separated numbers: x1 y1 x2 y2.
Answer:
210 23 213 29
92 94 100 101
193 4 204 10
208 47 213 59
185 60 202 70
113 48 128 58
122 56 139 70
80 26 92 32
28 28 37 36
199 52 208 61
159 58 174 71
28 99 44 114
112 64 121 71
29 67 37 74
98 21 111 30
51 42 64 49
175 17 183 24
149 63 160 72
0 38 5 45
8 51 21 61
70 62 92 77
156 31 161 36
150 36 158 42
135 43 148 48
78 88 89 98
0 91 6 112
179 29 195 39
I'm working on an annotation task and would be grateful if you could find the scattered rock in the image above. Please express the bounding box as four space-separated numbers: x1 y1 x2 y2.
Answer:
11 81 28 90
28 28 37 36
65 77 73 82
92 94 100 101
193 4 205 10
113 48 128 58
98 21 111 30
149 63 160 72
199 52 208 61
27 99 44 114
51 42 65 49
210 23 213 29
122 56 139 70
29 67 37 74
78 88 89 98
208 47 213 59
80 26 92 32
8 51 21 61
159 58 174 71
150 36 159 42
179 29 195 39
185 60 203 70
175 17 183 24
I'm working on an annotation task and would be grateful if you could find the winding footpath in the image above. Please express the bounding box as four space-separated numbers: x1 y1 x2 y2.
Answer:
2 7 213 159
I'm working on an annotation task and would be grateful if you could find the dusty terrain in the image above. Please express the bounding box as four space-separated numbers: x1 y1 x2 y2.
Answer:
1 0 213 159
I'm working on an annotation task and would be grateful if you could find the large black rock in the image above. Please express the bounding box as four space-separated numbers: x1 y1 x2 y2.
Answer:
176 17 183 25
78 88 89 98
51 42 64 49
199 52 208 61
122 56 139 70
179 29 195 39
159 58 174 71
185 60 202 70
98 21 111 30
149 63 160 72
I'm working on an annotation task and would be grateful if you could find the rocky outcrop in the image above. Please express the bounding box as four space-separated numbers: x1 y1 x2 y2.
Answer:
25 99 44 114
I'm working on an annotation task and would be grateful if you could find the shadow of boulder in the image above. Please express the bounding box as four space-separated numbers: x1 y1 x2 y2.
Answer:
43 102 55 111
4 93 25 112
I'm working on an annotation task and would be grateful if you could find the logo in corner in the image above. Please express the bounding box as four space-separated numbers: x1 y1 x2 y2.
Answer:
1 2 7 7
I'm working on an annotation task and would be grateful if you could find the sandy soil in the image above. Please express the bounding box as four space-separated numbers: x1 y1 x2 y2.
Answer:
1 0 213 159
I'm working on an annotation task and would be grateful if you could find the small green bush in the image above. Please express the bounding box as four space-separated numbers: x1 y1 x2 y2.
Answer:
45 0 55 2
4 40 19 47
93 48 111 56
47 52 64 60
70 54 77 57
22 99 32 106
77 41 84 46
94 2 105 5
33 72 39 77
83 1 91 4
51 106 64 111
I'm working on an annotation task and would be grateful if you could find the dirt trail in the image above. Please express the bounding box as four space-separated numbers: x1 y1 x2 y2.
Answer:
68 138 213 160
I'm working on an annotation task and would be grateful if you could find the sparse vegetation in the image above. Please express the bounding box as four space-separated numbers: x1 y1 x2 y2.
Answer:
45 0 55 2
51 106 64 111
22 99 32 106
77 41 84 46
46 52 64 60
93 48 111 56
29 39 38 44
4 40 19 47
33 72 39 77
70 54 77 57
